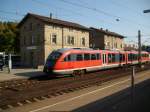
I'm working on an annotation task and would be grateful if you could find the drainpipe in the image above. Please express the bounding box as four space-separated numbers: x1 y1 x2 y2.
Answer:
62 27 64 48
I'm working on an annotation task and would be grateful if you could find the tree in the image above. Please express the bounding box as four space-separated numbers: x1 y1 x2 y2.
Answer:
0 21 19 54
142 45 150 52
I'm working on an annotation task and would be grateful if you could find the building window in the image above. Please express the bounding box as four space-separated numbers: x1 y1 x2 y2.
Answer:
81 37 85 46
51 34 57 44
120 44 123 48
67 36 74 45
37 34 40 45
114 43 117 48
69 28 73 32
24 26 26 30
116 43 118 48
107 42 110 48
30 23 33 30
52 25 57 29
37 23 40 27
82 31 85 33
23 53 26 63
24 36 26 45
31 36 34 45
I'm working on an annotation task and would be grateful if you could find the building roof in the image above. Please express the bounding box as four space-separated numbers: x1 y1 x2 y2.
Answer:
18 13 90 31
90 27 125 38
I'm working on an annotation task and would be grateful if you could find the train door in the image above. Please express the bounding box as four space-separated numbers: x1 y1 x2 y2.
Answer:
102 52 107 66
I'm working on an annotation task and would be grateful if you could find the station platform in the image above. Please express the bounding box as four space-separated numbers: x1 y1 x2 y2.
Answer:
0 68 45 82
3 69 150 112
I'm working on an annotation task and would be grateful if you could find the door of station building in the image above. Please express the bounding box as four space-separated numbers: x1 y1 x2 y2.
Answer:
30 52 34 67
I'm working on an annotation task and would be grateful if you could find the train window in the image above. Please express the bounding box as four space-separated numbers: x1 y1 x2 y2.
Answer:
108 54 112 63
123 54 125 61
115 54 120 62
64 55 71 61
96 53 100 60
132 54 138 60
112 54 115 62
64 54 77 61
76 54 83 61
142 54 144 57
135 54 138 60
71 54 77 61
91 54 97 60
143 54 148 57
128 54 132 61
147 54 149 57
119 54 122 62
84 53 90 60
47 51 62 61
64 57 67 61
68 55 71 61
133 54 135 60
142 54 147 58
120 54 125 62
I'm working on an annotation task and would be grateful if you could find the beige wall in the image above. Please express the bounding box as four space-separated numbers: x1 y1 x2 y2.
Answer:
104 35 124 50
44 24 89 60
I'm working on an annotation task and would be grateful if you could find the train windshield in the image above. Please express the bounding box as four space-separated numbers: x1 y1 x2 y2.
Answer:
47 51 62 61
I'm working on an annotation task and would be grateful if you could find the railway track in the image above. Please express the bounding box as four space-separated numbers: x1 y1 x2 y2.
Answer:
0 64 150 110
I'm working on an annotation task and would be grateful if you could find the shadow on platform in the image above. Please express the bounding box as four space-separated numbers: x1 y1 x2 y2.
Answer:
72 79 150 112
14 71 45 78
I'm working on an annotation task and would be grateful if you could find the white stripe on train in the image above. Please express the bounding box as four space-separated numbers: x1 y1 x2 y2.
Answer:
53 60 149 74
53 64 121 74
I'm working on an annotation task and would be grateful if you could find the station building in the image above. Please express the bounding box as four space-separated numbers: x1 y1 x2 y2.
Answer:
18 13 90 68
90 27 125 50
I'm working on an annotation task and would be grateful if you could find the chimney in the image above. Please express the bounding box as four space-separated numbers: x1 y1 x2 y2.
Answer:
50 13 52 19
106 29 108 32
100 28 103 30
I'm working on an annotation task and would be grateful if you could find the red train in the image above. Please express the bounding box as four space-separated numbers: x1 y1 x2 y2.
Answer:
43 48 150 75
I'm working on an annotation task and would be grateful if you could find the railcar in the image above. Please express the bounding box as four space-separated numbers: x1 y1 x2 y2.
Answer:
44 48 103 75
131 51 139 64
149 53 150 62
43 48 150 76
119 51 126 66
104 50 120 68
141 51 149 63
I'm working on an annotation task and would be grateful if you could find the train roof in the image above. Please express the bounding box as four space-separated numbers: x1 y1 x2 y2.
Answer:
56 48 94 53
54 48 149 54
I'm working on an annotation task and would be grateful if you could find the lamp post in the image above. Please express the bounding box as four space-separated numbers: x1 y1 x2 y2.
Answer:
143 9 150 13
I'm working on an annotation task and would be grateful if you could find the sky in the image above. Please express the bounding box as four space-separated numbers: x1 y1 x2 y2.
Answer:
0 0 150 45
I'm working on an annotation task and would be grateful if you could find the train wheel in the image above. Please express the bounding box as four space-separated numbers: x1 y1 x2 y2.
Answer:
80 69 86 77
72 70 85 77
72 70 78 77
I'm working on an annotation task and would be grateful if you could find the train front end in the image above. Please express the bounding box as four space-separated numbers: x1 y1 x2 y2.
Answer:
43 51 62 75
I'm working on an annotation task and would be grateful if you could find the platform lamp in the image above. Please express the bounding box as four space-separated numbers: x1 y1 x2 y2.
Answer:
143 9 150 13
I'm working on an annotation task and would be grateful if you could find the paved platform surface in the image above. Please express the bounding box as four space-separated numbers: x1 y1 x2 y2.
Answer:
0 68 45 82
3 69 150 112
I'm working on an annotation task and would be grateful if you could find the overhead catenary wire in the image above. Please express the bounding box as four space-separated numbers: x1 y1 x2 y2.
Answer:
1 0 150 39
108 0 142 15
57 0 150 29
30 0 83 16
28 0 120 26
0 10 25 17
